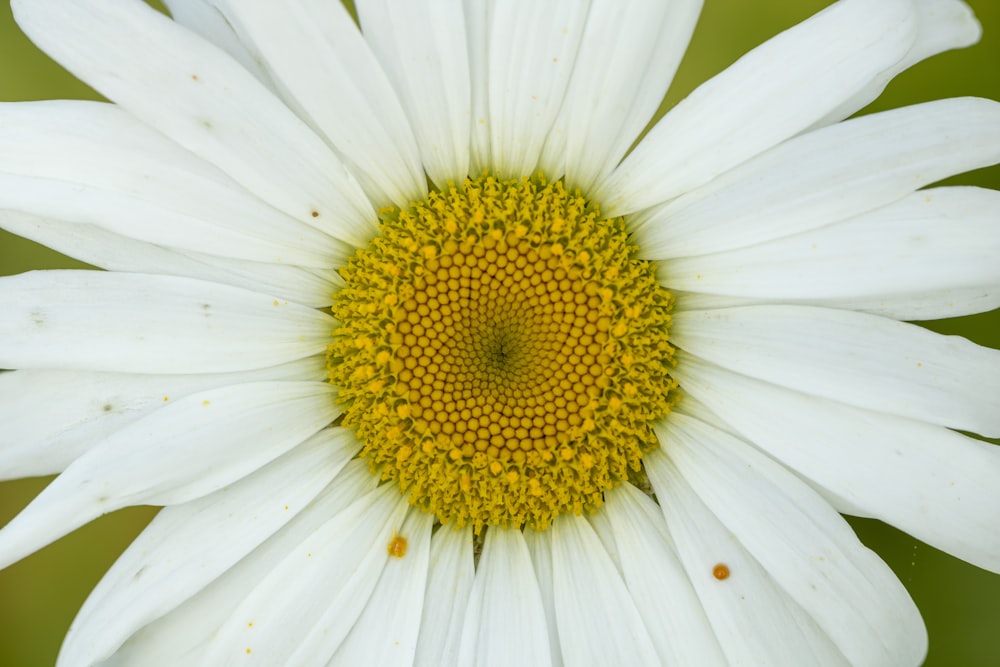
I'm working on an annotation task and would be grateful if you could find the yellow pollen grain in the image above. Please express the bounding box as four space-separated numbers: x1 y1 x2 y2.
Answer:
328 174 676 533
387 533 408 558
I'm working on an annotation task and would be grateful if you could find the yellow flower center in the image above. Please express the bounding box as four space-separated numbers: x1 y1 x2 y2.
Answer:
328 175 675 532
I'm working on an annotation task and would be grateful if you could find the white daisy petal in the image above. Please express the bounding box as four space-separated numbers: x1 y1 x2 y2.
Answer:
644 449 853 666
671 392 879 520
464 1 490 176
635 98 1000 259
0 101 349 268
538 0 701 192
662 186 1000 321
0 210 339 308
201 483 408 665
459 528 552 667
0 356 325 480
673 351 1000 574
0 271 333 373
549 514 660 665
101 460 378 666
672 305 1000 437
414 526 475 667
11 0 378 247
0 380 337 570
659 412 926 667
596 0 918 215
58 429 357 667
815 0 982 128
357 0 471 188
331 508 434 667
603 484 727 666
206 0 427 207
522 528 564 667
583 503 621 573
482 0 590 178
161 0 278 91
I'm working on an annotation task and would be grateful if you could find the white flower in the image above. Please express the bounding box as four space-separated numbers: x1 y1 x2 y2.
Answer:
1 0 999 665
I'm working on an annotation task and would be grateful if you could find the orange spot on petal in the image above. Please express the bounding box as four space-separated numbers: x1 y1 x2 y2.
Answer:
713 563 730 580
387 533 408 558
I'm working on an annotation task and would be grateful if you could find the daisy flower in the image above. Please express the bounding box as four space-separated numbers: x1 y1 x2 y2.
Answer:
2 0 1000 665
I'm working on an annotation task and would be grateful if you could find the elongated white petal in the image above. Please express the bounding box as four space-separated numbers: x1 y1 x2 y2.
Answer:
538 0 701 192
0 381 337 570
58 429 357 667
670 391 879 519
0 271 333 373
331 508 434 666
464 1 490 176
12 0 377 247
583 505 621 574
672 286 1000 326
673 351 1000 574
522 528 563 667
815 0 982 128
210 0 427 207
603 484 727 666
549 514 660 665
596 0 918 215
660 413 926 666
482 1 590 178
0 101 348 268
358 0 470 188
162 0 278 91
414 526 475 667
672 305 1000 437
200 483 407 665
459 528 552 667
0 211 339 308
662 186 1000 320
101 459 378 665
644 449 853 666
636 98 1000 259
0 356 324 480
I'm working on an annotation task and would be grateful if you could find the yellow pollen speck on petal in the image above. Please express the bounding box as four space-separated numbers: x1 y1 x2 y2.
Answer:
387 533 408 558
713 563 731 580
327 174 675 533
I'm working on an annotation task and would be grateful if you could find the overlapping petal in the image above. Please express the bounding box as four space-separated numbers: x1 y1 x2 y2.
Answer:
673 351 1000 574
198 0 428 208
357 0 471 188
0 101 349 269
0 210 340 308
11 0 378 247
538 0 701 192
657 413 927 666
0 356 325 480
635 98 1000 259
57 429 357 666
0 381 338 570
664 186 1000 320
672 305 1000 436
200 483 408 665
596 0 919 215
458 528 552 667
0 271 333 373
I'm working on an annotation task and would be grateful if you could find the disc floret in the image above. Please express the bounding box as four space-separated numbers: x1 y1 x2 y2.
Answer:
328 174 675 532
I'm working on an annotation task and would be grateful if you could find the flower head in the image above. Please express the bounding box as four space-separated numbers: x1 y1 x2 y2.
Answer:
1 0 999 665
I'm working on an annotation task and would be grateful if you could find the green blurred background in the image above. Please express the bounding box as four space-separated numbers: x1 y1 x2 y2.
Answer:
1 1 998 665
